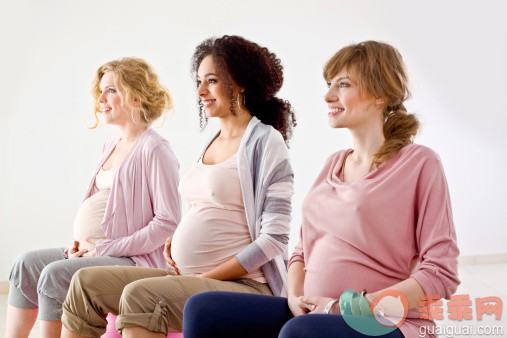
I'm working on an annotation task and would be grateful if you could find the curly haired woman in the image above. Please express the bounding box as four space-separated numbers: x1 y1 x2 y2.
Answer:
182 41 460 338
5 57 181 338
60 35 296 338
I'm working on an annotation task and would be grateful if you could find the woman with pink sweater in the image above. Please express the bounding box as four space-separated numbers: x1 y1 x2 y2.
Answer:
6 57 181 338
183 41 460 337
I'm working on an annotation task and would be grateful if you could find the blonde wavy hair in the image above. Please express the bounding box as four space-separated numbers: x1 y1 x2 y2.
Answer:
324 41 420 167
89 57 173 128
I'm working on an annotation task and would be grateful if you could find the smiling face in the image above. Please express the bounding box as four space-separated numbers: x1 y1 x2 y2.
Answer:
324 68 383 130
196 55 238 118
98 71 130 125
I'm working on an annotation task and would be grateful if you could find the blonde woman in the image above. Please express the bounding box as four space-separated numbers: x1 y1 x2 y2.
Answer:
182 41 460 338
6 57 181 338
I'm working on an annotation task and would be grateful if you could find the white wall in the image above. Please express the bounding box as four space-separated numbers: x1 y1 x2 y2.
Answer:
1 0 506 281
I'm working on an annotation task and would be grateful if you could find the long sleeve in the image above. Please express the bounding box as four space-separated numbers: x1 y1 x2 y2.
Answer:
410 155 460 299
236 130 294 272
95 143 181 257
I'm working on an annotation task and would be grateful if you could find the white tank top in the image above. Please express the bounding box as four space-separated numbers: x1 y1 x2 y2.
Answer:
73 163 119 251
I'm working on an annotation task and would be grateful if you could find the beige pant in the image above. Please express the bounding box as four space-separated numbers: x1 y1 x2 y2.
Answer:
61 266 272 337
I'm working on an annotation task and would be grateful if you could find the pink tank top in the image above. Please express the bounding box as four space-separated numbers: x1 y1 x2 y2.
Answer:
171 153 266 283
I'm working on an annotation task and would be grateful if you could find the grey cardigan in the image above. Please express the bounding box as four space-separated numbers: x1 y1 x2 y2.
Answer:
199 116 294 297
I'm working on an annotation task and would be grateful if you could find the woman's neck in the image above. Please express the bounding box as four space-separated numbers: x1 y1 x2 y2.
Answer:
217 110 252 139
117 121 149 144
348 116 385 163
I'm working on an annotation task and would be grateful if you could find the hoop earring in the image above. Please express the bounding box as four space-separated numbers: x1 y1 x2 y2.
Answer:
237 93 246 109
131 106 139 124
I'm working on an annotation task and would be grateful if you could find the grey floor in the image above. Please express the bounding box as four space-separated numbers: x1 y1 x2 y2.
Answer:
1 263 506 337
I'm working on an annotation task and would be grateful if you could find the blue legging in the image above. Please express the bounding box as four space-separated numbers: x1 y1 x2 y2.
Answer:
183 291 404 338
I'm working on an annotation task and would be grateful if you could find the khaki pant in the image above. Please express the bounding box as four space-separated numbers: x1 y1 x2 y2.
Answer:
61 266 272 337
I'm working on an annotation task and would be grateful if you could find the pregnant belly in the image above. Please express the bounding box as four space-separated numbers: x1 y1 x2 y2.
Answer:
303 244 406 298
171 207 251 275
73 190 108 251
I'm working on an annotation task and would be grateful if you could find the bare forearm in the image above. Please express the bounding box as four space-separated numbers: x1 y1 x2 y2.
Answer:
200 257 248 280
288 261 305 297
368 277 425 310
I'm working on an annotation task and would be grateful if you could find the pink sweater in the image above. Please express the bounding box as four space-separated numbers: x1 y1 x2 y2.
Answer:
289 144 460 337
83 127 182 269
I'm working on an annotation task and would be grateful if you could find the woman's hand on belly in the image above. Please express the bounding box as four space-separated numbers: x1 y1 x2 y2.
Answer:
68 249 88 259
77 237 99 257
66 241 79 257
288 294 309 316
164 236 180 275
299 296 340 314
67 236 97 258
66 239 90 259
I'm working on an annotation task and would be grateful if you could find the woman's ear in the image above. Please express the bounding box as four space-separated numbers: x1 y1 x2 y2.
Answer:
375 97 385 106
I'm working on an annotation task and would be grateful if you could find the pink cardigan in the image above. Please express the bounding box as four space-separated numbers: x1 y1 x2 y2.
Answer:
289 144 460 338
82 127 181 269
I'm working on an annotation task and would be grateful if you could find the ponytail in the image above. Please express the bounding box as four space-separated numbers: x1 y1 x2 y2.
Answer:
246 96 296 145
372 104 420 167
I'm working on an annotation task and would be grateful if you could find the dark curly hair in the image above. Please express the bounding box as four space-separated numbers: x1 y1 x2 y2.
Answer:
191 35 296 144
